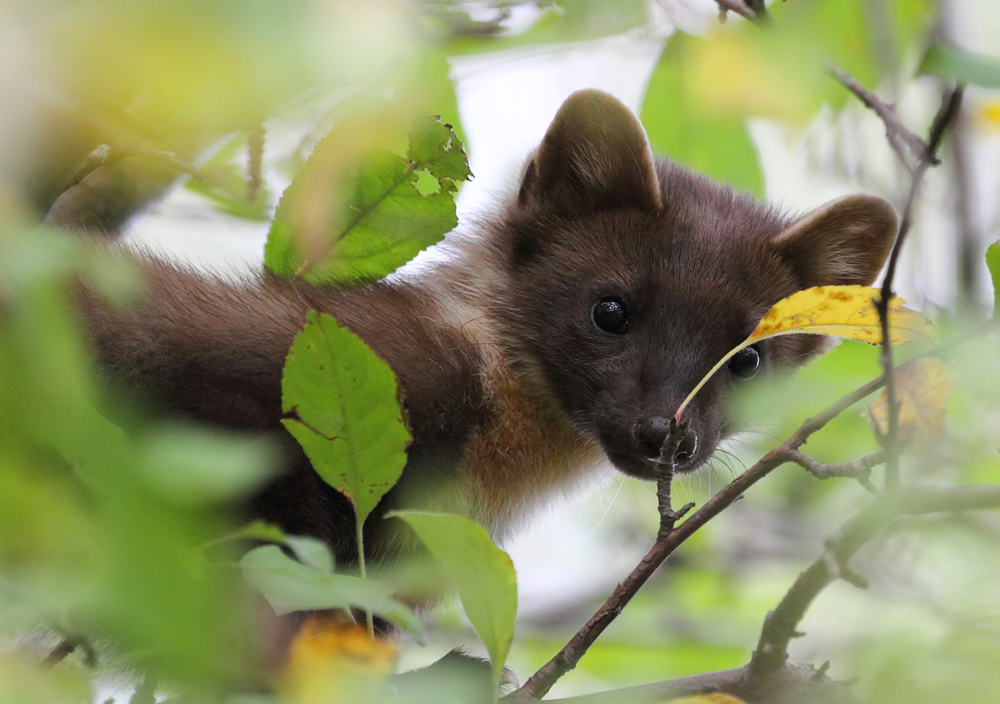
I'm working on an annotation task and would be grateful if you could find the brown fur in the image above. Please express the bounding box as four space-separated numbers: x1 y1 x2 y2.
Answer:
73 89 898 566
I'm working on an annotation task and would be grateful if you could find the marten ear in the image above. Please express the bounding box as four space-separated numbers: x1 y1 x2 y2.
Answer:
517 89 662 213
772 195 898 287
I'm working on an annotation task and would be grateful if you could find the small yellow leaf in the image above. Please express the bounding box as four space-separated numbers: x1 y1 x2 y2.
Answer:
283 616 396 704
748 285 933 345
866 357 957 444
676 286 933 420
975 100 1000 128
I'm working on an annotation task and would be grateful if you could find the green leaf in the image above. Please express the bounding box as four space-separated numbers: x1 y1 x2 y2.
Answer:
281 312 410 527
642 35 764 196
920 43 1000 88
239 545 423 638
183 132 272 221
264 114 470 284
987 241 1000 320
286 536 335 575
135 424 277 505
387 511 517 691
228 520 291 546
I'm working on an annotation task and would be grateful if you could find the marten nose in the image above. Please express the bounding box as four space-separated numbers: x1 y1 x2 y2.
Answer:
635 417 699 464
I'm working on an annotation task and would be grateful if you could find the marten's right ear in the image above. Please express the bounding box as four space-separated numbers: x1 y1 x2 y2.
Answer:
517 90 662 213
772 195 898 288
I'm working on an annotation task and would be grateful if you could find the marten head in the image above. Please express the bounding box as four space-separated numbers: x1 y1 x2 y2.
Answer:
494 90 897 480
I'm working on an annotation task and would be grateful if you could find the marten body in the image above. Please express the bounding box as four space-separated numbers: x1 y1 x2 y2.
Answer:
78 90 898 565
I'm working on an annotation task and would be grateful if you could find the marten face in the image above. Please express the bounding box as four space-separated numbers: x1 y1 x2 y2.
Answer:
497 90 897 481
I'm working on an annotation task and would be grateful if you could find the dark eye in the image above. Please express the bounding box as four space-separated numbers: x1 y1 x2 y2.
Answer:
728 345 761 379
591 297 629 334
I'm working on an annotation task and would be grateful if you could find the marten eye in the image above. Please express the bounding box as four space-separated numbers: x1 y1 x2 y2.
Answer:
591 297 629 334
728 345 761 379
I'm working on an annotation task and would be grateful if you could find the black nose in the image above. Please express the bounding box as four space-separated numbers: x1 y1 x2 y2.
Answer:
635 416 699 464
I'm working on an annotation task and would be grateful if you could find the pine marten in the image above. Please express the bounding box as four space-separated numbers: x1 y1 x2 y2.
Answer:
78 89 897 566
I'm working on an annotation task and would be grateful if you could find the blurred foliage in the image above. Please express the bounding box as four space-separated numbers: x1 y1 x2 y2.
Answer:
1 0 999 703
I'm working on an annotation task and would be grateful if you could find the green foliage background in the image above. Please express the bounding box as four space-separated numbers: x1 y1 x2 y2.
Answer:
0 1 999 703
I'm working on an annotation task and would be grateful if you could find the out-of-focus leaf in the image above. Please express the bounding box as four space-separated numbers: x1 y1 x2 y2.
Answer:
135 424 277 505
919 43 1000 89
641 35 763 195
388 510 517 689
866 357 957 443
282 619 396 704
264 115 470 284
286 536 335 575
239 545 423 638
977 101 1000 129
227 520 291 547
678 286 933 418
281 312 410 528
986 241 1000 319
674 0 933 124
183 133 272 221
0 655 92 704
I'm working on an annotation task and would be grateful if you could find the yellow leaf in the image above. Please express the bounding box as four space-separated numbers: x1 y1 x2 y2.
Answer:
748 286 933 345
866 357 957 444
676 286 933 420
283 616 396 704
975 100 1000 128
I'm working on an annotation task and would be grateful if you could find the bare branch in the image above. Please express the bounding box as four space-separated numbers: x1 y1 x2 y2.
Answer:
515 317 986 700
508 663 860 704
514 373 890 699
876 84 964 488
829 64 929 167
750 485 1000 675
786 449 885 493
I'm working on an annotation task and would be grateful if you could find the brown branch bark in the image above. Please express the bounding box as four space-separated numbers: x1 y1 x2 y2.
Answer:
514 375 889 699
875 84 964 489
749 485 1000 675
509 663 859 704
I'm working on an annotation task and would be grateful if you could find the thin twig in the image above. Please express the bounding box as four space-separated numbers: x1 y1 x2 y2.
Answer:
786 449 885 493
515 373 889 699
749 485 1000 674
829 64 929 167
515 321 986 699
876 84 964 489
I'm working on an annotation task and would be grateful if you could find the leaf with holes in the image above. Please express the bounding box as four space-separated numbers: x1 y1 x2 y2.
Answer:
282 312 411 529
676 285 933 419
265 114 471 284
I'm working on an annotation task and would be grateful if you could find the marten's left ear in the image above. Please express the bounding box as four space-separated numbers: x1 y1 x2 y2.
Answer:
518 89 661 213
772 195 898 287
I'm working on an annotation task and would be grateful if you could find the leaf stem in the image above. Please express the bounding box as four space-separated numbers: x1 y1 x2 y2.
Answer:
356 522 374 637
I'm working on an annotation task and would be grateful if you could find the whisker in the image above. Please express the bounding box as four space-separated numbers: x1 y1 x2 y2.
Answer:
588 476 626 539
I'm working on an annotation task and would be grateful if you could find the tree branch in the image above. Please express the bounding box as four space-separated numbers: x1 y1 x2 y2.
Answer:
875 83 964 489
749 485 1000 675
828 64 929 169
512 663 859 704
786 449 885 493
514 374 889 699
